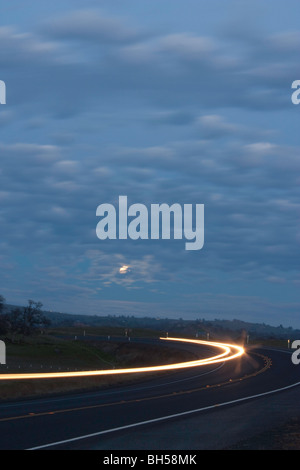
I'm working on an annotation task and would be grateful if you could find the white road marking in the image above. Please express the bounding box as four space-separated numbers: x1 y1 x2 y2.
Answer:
27 379 300 450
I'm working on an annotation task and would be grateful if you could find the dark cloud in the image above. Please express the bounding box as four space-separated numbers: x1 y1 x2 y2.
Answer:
0 3 299 327
42 9 147 44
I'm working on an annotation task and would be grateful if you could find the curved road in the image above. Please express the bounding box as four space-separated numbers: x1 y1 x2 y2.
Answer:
0 338 298 450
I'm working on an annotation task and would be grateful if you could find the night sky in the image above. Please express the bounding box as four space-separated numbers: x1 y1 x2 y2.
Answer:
0 1 299 327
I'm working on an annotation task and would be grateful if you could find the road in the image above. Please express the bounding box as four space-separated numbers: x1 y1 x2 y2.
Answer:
0 338 298 450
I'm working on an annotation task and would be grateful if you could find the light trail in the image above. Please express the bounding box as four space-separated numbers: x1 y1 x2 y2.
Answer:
0 337 245 381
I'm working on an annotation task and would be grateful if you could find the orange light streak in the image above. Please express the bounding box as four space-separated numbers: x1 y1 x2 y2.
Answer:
0 337 245 380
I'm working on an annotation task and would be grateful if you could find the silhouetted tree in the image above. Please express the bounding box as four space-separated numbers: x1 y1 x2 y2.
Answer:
7 307 24 336
21 300 50 335
0 295 5 314
0 296 8 335
0 316 8 335
4 300 51 337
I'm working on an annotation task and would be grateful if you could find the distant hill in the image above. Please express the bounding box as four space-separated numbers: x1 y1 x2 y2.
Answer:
3 304 298 341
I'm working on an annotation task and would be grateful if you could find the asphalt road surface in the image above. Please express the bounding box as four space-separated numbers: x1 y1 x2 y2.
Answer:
0 338 299 450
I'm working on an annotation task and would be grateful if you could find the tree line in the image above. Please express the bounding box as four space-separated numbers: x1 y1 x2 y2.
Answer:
0 295 51 337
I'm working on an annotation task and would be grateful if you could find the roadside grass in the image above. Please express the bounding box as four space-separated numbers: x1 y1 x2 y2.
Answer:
3 334 117 372
47 325 165 339
248 338 292 349
0 328 197 401
1 326 283 402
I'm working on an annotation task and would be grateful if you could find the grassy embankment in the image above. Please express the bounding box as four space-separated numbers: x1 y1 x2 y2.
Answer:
0 326 291 401
0 327 196 400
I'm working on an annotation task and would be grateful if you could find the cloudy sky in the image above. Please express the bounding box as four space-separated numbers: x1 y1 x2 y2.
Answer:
0 0 299 327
